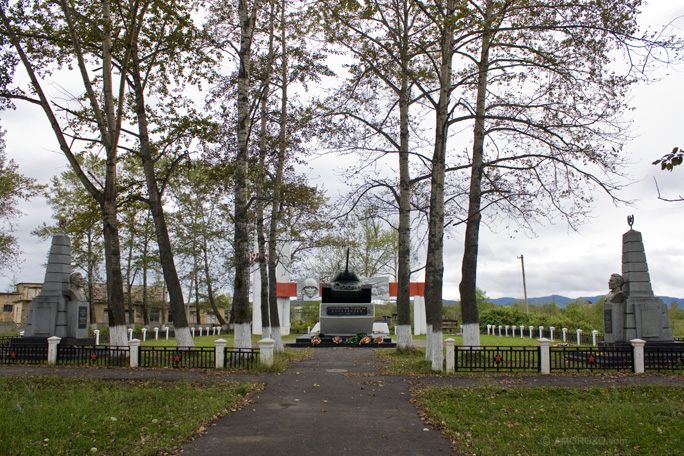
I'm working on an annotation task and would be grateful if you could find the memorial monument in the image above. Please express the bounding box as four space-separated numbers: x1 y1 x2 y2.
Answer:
319 254 374 335
603 216 674 345
20 233 92 345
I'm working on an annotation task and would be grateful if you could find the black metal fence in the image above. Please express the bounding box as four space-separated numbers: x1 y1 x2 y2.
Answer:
550 346 634 372
139 346 216 369
456 346 540 372
644 346 684 373
0 342 48 365
57 345 130 367
0 341 260 370
225 347 260 369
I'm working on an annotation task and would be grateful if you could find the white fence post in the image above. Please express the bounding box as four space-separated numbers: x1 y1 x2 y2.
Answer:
529 326 534 339
154 327 159 340
631 339 646 373
505 325 509 337
539 326 544 338
576 329 583 345
562 327 568 342
215 338 227 369
142 328 147 341
128 328 133 341
592 330 599 347
487 324 491 335
512 325 517 337
191 327 196 338
164 327 169 340
258 338 275 368
539 338 551 374
498 325 502 336
94 329 100 346
445 338 455 373
129 339 140 368
549 327 555 341
47 336 61 365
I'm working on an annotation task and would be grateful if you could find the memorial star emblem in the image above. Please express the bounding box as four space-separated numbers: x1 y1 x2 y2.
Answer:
173 354 181 363
10 351 16 360
90 353 97 361
587 354 596 364
493 354 503 364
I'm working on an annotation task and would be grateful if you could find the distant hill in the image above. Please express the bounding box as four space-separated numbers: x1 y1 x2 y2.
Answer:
485 295 684 308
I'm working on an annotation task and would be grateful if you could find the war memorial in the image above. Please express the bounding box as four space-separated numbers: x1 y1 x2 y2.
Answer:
602 216 675 347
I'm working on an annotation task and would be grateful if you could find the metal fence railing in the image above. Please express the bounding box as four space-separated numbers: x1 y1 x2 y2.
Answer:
550 346 633 372
225 347 260 369
644 346 684 373
139 346 216 369
57 345 130 367
0 342 48 365
456 346 540 372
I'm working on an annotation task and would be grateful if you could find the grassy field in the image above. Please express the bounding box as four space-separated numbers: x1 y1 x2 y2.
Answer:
377 344 684 455
415 385 684 456
0 377 259 456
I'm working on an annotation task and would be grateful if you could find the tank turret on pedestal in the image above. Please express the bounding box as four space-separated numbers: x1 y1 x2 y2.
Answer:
319 251 374 335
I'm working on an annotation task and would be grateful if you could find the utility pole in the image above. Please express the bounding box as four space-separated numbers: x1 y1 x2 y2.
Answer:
518 254 529 314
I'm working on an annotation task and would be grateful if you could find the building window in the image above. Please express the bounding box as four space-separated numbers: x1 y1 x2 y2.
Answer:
3 305 12 312
149 310 160 323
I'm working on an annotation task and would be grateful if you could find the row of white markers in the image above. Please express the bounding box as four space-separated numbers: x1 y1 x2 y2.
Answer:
90 326 223 345
484 324 600 346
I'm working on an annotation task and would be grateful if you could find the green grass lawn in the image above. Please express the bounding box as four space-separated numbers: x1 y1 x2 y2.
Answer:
415 385 684 456
0 377 259 456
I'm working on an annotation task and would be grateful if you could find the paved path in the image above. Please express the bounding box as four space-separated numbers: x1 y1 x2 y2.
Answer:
4 348 684 456
181 348 458 455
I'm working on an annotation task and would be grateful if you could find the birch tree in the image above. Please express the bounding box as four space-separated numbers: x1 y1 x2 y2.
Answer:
0 0 130 345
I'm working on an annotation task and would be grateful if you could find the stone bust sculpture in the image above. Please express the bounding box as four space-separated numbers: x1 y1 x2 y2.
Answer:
605 273 625 304
68 272 87 302
301 277 319 300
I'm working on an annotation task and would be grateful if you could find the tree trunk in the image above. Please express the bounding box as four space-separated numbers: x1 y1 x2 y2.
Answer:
202 236 227 327
266 0 287 354
396 0 413 351
423 0 456 371
459 0 494 348
232 0 258 349
129 47 193 347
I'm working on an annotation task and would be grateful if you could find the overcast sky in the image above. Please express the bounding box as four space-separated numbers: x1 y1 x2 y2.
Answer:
1 2 683 302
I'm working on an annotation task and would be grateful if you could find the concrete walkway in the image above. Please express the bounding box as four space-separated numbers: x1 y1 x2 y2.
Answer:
181 348 458 455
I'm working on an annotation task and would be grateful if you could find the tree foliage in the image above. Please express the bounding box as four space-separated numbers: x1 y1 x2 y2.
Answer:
0 128 42 274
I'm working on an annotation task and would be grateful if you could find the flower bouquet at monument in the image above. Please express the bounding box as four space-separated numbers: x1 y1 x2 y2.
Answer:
311 333 322 345
332 336 343 344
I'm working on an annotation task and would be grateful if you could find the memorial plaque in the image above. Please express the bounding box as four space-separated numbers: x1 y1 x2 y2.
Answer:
604 308 613 334
78 306 88 329
326 306 369 316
